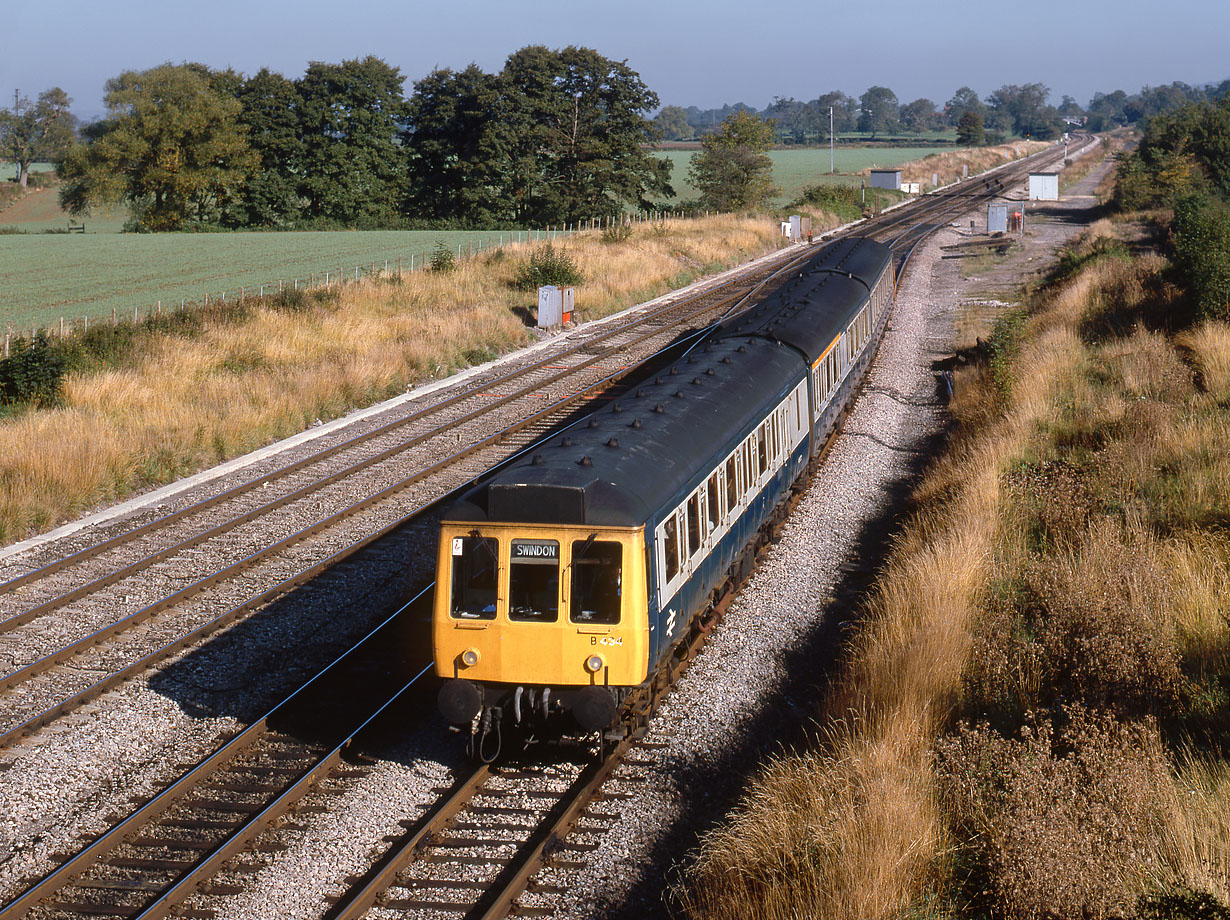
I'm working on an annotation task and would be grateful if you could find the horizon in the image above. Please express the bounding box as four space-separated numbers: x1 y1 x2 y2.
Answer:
2 0 1226 122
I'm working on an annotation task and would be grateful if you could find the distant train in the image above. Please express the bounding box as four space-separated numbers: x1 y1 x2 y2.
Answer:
433 237 894 754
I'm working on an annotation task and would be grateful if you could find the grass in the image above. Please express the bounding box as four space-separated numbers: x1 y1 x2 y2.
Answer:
675 217 1230 916
0 228 561 333
0 213 796 544
658 146 952 205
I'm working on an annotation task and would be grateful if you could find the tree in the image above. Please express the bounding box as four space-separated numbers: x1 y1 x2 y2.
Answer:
815 91 858 133
946 86 985 127
0 88 77 187
58 63 256 230
498 45 671 224
654 105 691 141
900 98 937 134
688 110 779 211
403 64 511 222
858 86 899 138
230 68 305 227
987 83 1061 139
295 56 407 224
956 110 985 147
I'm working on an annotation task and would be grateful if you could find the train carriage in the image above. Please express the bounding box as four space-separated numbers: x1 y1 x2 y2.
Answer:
433 238 893 749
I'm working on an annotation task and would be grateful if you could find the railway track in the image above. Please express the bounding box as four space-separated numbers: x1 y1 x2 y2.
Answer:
0 136 1092 920
0 244 830 750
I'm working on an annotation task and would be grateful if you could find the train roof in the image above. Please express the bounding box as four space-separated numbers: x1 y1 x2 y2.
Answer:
442 237 891 530
719 237 892 363
444 336 802 528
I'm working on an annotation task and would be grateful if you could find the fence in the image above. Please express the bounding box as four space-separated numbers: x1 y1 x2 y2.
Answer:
4 210 703 357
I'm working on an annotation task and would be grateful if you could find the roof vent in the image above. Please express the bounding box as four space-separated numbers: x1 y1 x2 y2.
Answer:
655 377 664 385
629 418 642 429
532 454 544 465
674 390 686 399
721 356 732 364
636 389 645 398
612 402 622 413
605 437 619 448
561 437 574 448
669 367 678 375
692 377 702 385
588 419 600 429
578 455 593 467
687 355 698 364
654 403 665 413
706 367 716 376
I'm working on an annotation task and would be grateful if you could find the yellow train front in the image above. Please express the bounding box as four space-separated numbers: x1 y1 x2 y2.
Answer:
434 238 894 753
435 518 650 740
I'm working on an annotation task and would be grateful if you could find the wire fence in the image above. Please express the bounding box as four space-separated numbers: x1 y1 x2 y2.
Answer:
3 210 704 358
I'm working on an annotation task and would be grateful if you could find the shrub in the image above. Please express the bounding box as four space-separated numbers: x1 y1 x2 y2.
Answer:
1172 194 1230 321
0 332 66 406
601 222 632 243
935 707 1173 919
511 243 584 290
429 239 457 273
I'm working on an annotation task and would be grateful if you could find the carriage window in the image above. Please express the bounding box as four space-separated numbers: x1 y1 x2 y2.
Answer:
686 494 702 556
450 536 498 620
663 515 680 582
707 472 722 530
509 539 559 622
571 540 621 624
725 456 738 510
757 425 768 475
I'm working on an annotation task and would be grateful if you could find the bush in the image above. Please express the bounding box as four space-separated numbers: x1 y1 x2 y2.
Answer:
1172 194 1230 320
601 222 632 243
0 332 66 406
512 243 584 290
429 239 457 273
935 707 1173 919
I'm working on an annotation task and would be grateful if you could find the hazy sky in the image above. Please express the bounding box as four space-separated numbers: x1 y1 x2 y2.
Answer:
4 0 1227 119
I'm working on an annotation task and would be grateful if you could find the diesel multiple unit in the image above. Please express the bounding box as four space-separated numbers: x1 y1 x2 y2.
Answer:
433 237 894 750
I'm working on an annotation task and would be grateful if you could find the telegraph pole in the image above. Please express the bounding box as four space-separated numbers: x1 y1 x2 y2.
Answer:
829 106 835 173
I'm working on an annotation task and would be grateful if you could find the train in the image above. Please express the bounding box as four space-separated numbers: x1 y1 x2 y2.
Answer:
432 237 894 755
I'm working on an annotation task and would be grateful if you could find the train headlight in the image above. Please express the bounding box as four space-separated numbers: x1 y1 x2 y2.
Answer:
584 654 604 674
460 648 480 668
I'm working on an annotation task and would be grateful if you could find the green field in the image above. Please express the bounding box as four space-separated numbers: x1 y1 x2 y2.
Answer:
1 145 947 332
659 146 950 204
0 229 547 331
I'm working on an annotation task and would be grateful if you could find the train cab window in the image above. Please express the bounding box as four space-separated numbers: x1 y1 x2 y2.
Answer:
663 515 680 582
449 536 499 620
509 539 560 622
707 472 722 530
570 540 621 624
686 494 702 557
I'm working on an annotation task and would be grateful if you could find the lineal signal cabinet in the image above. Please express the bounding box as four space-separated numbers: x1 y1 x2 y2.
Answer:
537 285 575 327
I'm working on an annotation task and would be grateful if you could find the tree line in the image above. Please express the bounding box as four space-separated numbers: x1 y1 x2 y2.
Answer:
4 54 1229 233
23 48 673 232
654 80 1230 146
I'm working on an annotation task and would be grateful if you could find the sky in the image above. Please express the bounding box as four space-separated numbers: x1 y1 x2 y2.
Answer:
3 0 1227 120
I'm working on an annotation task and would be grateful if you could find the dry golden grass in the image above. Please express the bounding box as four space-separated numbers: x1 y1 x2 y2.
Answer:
889 140 1052 189
0 215 788 543
679 219 1230 917
1167 751 1230 901
1179 320 1230 405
